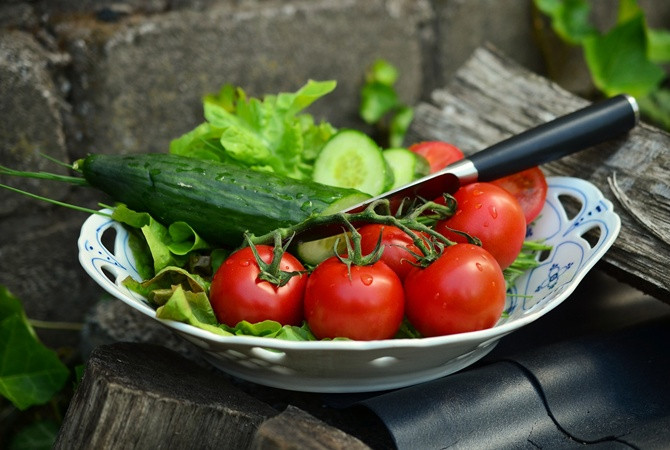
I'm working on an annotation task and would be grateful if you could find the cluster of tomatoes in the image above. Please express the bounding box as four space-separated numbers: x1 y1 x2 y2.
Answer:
208 142 548 341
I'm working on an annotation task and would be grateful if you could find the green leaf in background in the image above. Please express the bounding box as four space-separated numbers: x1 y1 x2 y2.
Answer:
535 0 670 130
647 28 670 63
365 59 399 86
389 105 414 148
583 13 665 97
360 59 402 124
360 82 399 124
534 0 597 44
0 287 69 411
637 88 670 130
358 58 414 147
8 420 60 450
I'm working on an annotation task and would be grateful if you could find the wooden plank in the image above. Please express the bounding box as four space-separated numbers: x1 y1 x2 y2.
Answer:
406 44 670 302
250 405 371 450
54 342 279 449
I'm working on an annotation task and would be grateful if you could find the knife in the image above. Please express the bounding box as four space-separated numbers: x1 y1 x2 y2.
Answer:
299 94 639 242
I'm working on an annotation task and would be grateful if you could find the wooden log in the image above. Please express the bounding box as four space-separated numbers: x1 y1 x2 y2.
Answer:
54 342 278 449
250 405 371 450
406 44 670 303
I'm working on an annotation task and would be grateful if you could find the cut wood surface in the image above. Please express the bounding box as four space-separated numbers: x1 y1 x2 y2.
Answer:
406 44 670 302
54 343 278 449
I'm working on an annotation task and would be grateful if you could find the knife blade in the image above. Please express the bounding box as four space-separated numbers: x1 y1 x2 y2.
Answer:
298 94 639 242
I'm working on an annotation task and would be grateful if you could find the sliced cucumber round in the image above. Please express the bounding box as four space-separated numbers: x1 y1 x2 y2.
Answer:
383 147 430 189
297 191 371 266
312 129 393 196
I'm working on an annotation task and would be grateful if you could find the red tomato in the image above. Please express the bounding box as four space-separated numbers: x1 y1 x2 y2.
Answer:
404 243 506 337
304 257 404 340
408 141 464 173
491 167 548 224
209 246 307 327
435 182 526 270
357 224 425 280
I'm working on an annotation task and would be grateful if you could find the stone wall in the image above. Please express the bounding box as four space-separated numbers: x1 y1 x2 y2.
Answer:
0 0 667 350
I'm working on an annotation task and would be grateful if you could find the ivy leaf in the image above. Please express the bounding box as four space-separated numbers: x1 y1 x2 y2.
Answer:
359 59 402 124
0 287 69 411
637 88 670 130
583 13 665 97
647 28 670 63
389 105 414 148
9 420 60 450
534 0 597 44
359 82 400 124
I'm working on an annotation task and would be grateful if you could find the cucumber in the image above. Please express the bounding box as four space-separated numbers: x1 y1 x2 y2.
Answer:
294 197 359 266
383 148 430 189
77 153 370 246
312 129 394 196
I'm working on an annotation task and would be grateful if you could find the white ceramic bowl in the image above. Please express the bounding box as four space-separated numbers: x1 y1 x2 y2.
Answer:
78 176 620 392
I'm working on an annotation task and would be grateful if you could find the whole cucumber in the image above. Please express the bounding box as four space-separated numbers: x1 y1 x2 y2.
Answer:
77 153 369 245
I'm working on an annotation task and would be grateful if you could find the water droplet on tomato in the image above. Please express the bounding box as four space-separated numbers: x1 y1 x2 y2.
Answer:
476 262 483 271
239 260 251 267
473 189 484 196
474 203 483 209
489 205 498 218
360 274 373 286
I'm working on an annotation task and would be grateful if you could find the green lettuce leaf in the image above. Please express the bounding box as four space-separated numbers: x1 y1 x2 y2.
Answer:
112 204 211 275
122 266 209 304
151 285 319 340
170 80 337 180
155 285 227 335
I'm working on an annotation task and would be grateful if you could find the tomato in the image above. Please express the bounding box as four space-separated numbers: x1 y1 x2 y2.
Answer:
404 243 506 337
408 141 464 173
209 245 307 327
491 167 548 224
357 224 425 280
435 182 526 270
304 257 404 340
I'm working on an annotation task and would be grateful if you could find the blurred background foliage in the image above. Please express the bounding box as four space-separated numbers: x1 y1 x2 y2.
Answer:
533 0 670 130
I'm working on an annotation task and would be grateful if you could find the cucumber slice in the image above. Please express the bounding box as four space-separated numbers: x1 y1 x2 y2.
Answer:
383 147 430 189
296 233 348 266
297 191 371 266
313 129 393 196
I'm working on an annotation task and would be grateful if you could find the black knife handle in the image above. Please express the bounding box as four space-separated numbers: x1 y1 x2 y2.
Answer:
468 94 639 181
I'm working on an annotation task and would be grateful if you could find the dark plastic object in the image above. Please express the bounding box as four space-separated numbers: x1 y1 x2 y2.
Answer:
359 318 670 449
334 95 639 218
470 94 639 181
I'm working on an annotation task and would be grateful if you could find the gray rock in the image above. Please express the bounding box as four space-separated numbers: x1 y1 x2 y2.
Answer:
432 0 544 87
0 30 70 216
56 0 431 156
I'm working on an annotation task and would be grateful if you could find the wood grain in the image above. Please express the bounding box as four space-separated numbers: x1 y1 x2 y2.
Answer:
406 44 670 302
